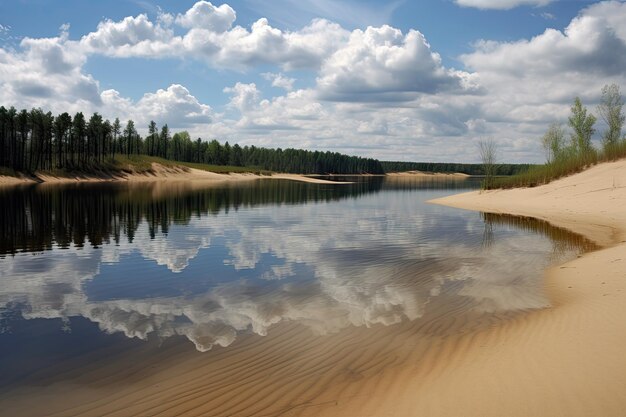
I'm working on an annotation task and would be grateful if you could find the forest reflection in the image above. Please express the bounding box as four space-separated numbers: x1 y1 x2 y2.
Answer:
0 178 388 257
0 177 483 257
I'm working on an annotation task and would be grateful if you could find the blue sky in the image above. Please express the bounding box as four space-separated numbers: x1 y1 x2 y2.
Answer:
0 0 623 162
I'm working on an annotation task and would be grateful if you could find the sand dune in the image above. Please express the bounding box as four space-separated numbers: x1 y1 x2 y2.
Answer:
431 159 626 246
426 158 626 416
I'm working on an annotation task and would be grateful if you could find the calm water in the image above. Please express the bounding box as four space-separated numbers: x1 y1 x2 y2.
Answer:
0 177 596 391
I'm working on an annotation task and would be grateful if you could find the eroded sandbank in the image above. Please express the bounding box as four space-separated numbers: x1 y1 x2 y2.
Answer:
0 163 350 186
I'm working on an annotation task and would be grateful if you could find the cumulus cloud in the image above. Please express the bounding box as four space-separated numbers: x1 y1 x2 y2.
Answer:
262 72 295 91
459 0 626 126
463 2 626 78
80 14 177 57
181 17 349 70
0 25 214 130
175 1 236 32
224 82 262 112
99 84 213 131
0 29 101 113
316 25 477 102
77 3 349 70
0 1 486 160
455 0 553 10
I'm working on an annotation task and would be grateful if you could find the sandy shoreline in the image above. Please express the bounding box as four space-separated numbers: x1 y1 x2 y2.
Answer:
0 163 352 186
387 170 470 178
430 159 626 246
0 165 473 187
425 159 626 416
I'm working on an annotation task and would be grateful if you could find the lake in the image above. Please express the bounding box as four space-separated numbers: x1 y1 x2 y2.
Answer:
0 177 596 416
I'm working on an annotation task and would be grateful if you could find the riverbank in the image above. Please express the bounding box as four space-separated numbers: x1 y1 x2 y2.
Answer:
0 164 474 186
387 170 470 178
424 158 626 416
0 163 351 186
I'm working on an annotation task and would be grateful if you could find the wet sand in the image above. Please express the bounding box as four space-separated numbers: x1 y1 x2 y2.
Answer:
0 293 528 417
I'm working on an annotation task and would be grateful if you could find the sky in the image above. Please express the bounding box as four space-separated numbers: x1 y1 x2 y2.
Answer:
0 0 624 163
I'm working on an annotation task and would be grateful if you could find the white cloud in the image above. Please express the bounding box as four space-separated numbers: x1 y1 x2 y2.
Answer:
316 25 476 102
224 82 262 112
181 17 349 70
262 72 295 91
0 29 101 113
102 84 213 128
80 14 178 57
455 0 553 10
77 3 349 71
463 3 626 78
460 0 626 124
0 20 215 131
175 1 236 32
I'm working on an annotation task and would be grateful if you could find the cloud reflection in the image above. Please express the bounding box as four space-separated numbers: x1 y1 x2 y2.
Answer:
0 187 586 352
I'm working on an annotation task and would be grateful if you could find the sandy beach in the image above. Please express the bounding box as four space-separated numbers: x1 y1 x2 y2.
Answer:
0 163 350 186
0 165 468 187
425 158 626 416
387 170 470 178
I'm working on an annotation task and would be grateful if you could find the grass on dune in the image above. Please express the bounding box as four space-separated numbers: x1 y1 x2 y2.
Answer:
490 141 626 189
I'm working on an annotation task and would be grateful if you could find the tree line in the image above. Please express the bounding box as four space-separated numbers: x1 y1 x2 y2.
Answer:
1 103 544 177
0 107 128 172
166 132 385 174
380 161 534 176
0 105 384 175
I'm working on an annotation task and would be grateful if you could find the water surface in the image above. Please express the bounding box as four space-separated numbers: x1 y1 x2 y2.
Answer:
0 177 596 400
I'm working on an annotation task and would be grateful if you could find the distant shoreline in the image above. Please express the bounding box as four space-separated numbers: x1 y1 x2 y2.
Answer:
386 170 470 178
0 164 350 186
0 164 474 187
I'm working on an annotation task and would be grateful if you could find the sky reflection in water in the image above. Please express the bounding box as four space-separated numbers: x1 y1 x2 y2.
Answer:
0 178 595 357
